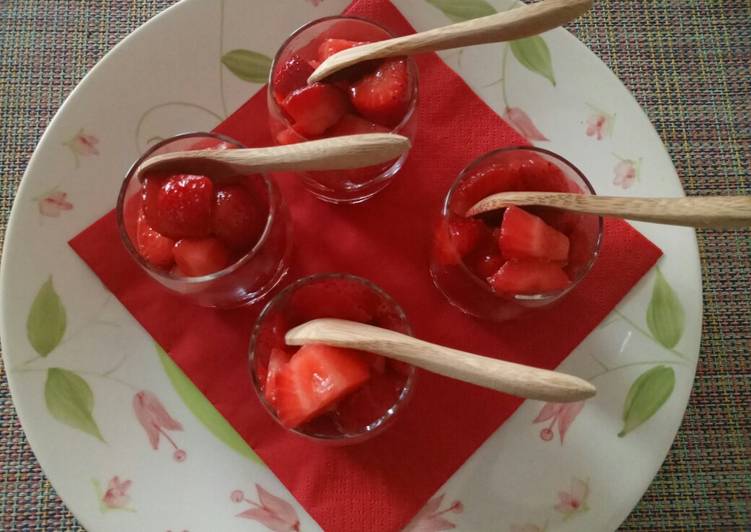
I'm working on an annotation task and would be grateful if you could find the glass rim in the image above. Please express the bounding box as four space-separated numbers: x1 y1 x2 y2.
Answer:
442 145 605 301
267 15 420 139
116 131 282 284
248 272 417 442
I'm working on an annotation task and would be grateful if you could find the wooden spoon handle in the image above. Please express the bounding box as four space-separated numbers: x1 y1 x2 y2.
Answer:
285 319 596 403
309 0 592 83
467 191 751 228
138 133 411 179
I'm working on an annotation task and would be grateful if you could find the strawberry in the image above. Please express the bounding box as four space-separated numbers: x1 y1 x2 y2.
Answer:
464 226 504 278
264 347 291 406
275 127 302 145
325 113 388 137
143 173 214 239
172 237 231 276
489 260 571 295
499 206 570 263
273 343 370 428
272 55 315 103
212 184 265 251
282 83 350 137
318 38 362 61
349 58 411 127
451 163 524 216
135 212 175 269
433 216 488 265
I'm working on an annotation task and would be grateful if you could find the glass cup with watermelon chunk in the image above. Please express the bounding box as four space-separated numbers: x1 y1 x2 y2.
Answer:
430 147 603 321
249 273 416 444
117 132 293 308
268 16 419 204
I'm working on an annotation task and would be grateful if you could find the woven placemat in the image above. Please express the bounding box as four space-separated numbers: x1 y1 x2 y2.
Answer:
1 0 749 530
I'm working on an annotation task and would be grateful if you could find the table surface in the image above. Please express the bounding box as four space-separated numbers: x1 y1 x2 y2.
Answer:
1 0 749 530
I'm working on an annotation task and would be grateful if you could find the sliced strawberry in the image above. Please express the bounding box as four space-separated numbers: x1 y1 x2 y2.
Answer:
499 206 570 263
489 260 571 295
349 58 411 127
143 173 214 239
272 55 315 103
275 127 302 145
325 113 389 137
136 213 175 269
273 344 370 428
172 237 231 276
212 185 265 251
318 38 362 61
264 347 291 406
334 371 407 432
433 215 488 265
282 83 350 137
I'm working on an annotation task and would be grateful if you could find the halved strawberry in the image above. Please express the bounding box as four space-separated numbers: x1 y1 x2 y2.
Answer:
433 215 488 265
264 347 291 406
489 260 571 295
325 113 388 137
282 83 350 137
172 237 231 276
317 38 362 61
272 55 315 103
136 212 175 269
212 184 265 251
273 343 370 428
143 173 214 239
349 58 411 127
499 206 570 263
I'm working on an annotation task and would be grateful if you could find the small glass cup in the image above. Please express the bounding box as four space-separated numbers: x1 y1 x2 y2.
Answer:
249 273 416 444
116 132 292 308
430 146 603 321
268 16 419 204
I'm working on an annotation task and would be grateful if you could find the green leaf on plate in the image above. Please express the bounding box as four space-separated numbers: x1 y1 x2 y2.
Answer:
425 0 496 22
646 268 685 349
27 276 67 356
221 49 272 83
45 368 104 442
156 344 263 464
618 365 675 437
510 36 556 86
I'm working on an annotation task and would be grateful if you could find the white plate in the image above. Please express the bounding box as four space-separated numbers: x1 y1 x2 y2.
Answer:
0 1 701 530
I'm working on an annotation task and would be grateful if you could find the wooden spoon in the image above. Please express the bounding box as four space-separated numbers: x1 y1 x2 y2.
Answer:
285 319 596 403
308 0 592 83
137 133 411 180
466 191 751 229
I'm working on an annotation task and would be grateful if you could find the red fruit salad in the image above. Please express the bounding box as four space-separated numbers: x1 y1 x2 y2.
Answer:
251 274 415 442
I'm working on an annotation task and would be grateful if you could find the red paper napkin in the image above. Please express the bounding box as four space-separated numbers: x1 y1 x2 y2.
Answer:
70 1 662 529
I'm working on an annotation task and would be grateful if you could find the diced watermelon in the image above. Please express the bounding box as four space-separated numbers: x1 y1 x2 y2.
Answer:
499 206 570 263
273 344 371 428
489 260 571 295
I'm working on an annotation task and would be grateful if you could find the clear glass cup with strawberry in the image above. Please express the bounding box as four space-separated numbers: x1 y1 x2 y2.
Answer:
249 273 416 444
117 132 292 308
268 17 418 204
430 147 603 321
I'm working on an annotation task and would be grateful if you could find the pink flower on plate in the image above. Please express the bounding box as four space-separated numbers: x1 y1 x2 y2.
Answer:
133 390 187 462
232 484 300 531
38 191 73 217
533 401 585 444
510 524 545 532
64 129 99 165
555 477 590 519
504 107 548 142
613 158 640 189
102 476 131 509
404 494 463 531
585 107 615 140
